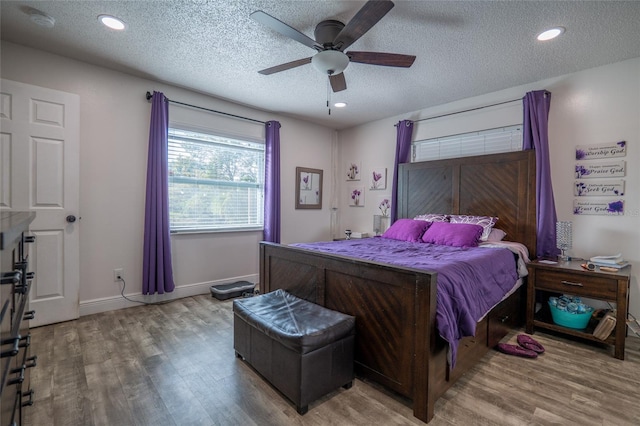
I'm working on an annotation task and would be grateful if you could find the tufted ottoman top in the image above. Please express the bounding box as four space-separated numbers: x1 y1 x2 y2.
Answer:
233 289 355 354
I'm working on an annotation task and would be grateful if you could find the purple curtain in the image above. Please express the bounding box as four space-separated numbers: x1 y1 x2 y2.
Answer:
142 91 175 294
391 120 414 223
263 121 281 243
523 90 559 259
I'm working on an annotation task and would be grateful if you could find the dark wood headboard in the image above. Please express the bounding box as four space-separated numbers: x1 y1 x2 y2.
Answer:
398 150 537 257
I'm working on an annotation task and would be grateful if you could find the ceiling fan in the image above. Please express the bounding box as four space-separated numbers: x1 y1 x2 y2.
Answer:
250 0 416 93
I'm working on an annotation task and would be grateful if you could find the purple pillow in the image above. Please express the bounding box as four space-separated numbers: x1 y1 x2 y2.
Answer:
449 215 498 241
381 219 430 242
421 222 483 248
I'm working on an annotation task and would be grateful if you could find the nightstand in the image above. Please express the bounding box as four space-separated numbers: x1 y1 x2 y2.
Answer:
526 259 630 360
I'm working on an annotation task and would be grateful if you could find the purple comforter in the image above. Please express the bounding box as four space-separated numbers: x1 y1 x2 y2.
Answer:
291 237 518 367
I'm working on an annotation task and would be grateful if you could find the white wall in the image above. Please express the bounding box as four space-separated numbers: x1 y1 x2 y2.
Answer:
3 40 638 319
1 41 334 315
338 57 640 318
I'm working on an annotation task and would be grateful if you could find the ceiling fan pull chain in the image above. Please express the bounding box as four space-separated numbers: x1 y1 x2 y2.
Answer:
327 74 332 115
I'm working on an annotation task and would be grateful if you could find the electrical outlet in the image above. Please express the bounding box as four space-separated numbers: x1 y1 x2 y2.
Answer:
114 268 124 282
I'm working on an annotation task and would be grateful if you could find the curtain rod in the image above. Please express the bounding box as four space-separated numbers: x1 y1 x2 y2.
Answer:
409 97 522 125
145 91 266 125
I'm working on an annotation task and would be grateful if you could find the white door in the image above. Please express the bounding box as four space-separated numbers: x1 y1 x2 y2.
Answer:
0 79 80 327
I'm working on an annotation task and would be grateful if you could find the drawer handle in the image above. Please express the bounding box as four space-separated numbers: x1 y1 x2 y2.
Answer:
8 364 25 385
1 271 22 285
0 334 21 358
501 315 510 323
24 235 36 243
24 310 36 321
561 280 583 287
25 355 37 369
18 334 31 348
8 355 37 387
22 389 35 407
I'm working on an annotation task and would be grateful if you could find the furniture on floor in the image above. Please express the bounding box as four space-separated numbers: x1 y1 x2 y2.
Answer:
260 150 536 423
526 259 631 359
233 289 355 415
1 211 37 426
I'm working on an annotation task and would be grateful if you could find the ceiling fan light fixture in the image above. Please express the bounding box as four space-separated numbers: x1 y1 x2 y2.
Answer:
312 50 350 75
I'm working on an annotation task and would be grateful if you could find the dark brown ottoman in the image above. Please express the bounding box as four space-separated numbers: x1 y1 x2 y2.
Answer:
233 289 355 414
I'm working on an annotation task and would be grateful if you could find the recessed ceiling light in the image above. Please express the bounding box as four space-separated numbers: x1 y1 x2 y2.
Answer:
98 15 126 30
334 102 347 108
537 27 565 41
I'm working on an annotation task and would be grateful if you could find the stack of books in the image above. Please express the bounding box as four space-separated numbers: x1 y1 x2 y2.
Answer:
588 253 629 270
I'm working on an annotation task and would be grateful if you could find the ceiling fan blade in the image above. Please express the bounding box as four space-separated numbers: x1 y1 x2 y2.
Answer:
347 51 416 67
258 57 312 75
250 11 321 50
333 0 395 51
329 73 347 92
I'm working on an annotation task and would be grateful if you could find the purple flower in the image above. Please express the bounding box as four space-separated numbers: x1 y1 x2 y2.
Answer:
575 165 590 178
347 163 359 179
303 175 308 184
378 198 390 216
607 201 623 213
617 141 626 147
575 149 586 160
371 171 383 189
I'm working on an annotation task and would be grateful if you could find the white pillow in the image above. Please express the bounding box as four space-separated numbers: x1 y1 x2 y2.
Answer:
486 228 507 242
413 214 449 223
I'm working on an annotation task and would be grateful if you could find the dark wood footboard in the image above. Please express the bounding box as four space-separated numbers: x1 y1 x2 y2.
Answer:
261 241 441 422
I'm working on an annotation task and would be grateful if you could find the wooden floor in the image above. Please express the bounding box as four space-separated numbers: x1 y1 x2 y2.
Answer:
25 294 640 426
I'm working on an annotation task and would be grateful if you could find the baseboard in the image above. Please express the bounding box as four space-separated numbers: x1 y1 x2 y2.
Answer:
79 274 259 317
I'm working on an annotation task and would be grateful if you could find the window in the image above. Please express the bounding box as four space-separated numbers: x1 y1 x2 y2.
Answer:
412 125 523 162
168 128 265 232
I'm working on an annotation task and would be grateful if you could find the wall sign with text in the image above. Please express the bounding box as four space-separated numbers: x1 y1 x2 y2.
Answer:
574 180 624 197
575 160 625 179
573 200 624 215
575 141 626 160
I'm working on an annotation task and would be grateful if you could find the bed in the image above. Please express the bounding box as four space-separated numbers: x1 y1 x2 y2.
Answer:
260 150 536 423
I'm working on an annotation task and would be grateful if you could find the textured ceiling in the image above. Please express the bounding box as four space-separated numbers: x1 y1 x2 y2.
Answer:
2 1 640 130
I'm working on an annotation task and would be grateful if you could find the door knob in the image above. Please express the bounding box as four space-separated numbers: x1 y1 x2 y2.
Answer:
66 215 77 223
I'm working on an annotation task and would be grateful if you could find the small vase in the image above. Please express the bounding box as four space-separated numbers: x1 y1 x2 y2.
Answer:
380 216 390 233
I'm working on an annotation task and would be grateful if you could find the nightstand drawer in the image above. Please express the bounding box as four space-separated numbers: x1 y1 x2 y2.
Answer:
535 269 617 299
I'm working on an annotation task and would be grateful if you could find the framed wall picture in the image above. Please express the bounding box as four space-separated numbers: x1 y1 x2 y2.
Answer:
346 161 361 181
370 167 387 190
348 186 365 207
295 167 322 209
